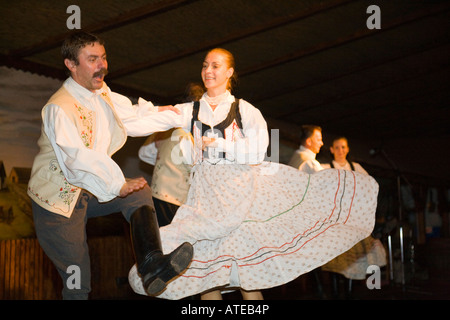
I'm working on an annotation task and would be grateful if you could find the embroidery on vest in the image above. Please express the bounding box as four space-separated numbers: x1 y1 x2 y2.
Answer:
49 159 79 206
74 104 94 147
27 159 79 210
225 119 244 142
27 187 55 207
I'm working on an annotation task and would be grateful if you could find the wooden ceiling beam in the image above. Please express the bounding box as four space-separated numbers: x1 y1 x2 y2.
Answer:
167 5 449 103
107 0 355 80
282 61 450 126
240 3 450 78
245 3 450 116
0 54 66 80
251 37 449 108
9 0 199 58
329 65 450 123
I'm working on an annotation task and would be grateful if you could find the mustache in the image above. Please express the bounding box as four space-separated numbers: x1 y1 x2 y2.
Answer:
93 68 108 78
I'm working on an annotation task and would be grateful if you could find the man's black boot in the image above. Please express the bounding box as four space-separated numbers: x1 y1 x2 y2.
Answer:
130 205 193 295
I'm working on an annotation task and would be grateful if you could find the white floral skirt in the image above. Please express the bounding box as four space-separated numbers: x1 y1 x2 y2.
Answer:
129 162 379 299
322 236 387 280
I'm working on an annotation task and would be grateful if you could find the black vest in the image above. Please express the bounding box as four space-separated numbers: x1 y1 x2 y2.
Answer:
330 160 356 171
190 99 244 160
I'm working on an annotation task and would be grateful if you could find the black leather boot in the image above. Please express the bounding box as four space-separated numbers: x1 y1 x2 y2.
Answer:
130 205 193 295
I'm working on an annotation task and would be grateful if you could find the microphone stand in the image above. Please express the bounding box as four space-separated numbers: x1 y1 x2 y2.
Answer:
375 149 412 292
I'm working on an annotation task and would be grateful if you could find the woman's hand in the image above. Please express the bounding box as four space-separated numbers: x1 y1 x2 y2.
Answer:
202 136 216 151
119 177 148 197
158 105 180 115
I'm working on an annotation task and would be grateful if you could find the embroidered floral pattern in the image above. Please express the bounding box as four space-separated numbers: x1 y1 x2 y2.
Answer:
28 186 55 207
74 104 93 147
225 120 244 142
29 159 79 212
49 159 59 172
58 179 78 206
28 95 96 216
49 159 79 206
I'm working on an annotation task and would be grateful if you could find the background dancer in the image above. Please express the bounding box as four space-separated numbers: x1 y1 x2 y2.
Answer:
321 137 387 299
138 83 204 227
288 124 324 173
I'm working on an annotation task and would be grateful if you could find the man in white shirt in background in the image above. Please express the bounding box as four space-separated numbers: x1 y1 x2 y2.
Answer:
287 125 324 173
287 124 326 298
28 32 192 299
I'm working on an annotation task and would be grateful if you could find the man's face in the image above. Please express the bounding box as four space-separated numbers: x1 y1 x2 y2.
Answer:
307 129 324 154
64 42 108 92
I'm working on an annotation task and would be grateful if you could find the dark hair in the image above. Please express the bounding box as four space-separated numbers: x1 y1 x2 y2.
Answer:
331 136 349 146
300 125 322 145
61 31 105 65
183 82 205 102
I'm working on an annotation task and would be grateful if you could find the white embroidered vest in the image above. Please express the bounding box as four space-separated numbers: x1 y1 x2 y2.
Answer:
148 128 192 206
27 86 127 218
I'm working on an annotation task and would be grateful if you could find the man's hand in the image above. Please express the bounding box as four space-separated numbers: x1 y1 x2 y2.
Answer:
119 177 148 197
202 136 216 151
158 105 180 115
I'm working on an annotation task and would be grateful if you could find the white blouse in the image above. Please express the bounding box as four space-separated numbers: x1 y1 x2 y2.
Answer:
176 92 269 165
139 91 269 167
295 146 324 174
321 160 369 175
43 77 181 202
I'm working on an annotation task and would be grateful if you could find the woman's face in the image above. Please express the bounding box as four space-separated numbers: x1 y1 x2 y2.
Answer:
330 138 349 161
201 51 233 94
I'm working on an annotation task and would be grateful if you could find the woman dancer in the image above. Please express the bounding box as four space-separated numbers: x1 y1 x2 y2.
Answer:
129 48 379 300
321 137 386 298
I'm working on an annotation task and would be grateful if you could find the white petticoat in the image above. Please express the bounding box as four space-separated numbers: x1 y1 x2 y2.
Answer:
129 162 379 299
322 236 387 280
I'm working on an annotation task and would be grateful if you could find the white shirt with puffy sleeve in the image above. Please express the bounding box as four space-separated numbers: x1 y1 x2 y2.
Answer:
42 77 181 202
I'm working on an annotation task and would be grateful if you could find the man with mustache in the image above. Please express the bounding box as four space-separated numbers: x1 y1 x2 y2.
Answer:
27 32 193 299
